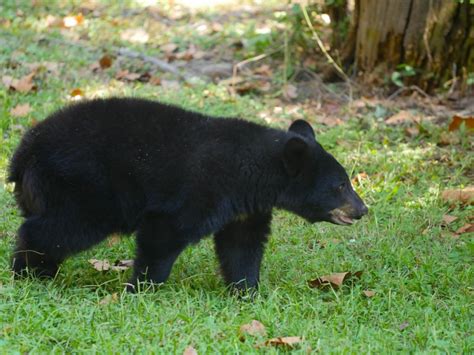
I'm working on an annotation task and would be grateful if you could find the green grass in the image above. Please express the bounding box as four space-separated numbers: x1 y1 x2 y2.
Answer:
0 1 473 353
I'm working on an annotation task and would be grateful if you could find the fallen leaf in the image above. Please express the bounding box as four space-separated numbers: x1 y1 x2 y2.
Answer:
110 259 134 271
448 115 474 132
441 187 474 206
399 321 409 331
455 223 474 235
405 126 419 138
351 172 369 186
89 258 133 271
88 259 110 271
5 73 37 93
385 110 416 125
99 292 118 305
161 43 178 54
14 73 36 92
318 116 343 127
10 103 31 117
121 28 149 43
115 70 141 81
183 346 198 355
308 271 363 289
99 54 113 69
263 336 302 348
441 214 458 226
438 131 460 146
149 76 161 85
63 14 84 28
70 88 84 98
363 290 376 298
240 320 266 338
253 64 272 77
283 84 298 100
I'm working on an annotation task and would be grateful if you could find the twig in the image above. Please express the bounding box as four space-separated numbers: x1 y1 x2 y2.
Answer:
387 85 430 100
37 35 184 78
300 4 352 102
114 47 183 78
230 48 282 98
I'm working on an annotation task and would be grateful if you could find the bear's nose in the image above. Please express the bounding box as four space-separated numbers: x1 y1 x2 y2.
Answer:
351 204 368 220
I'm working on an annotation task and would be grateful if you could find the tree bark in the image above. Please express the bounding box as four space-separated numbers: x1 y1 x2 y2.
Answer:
341 0 474 91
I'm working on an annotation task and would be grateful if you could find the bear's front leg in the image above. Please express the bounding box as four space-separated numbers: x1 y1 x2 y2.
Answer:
214 212 272 291
128 214 187 292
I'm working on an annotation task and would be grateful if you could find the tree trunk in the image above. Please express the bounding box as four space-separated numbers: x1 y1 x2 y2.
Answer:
341 0 474 91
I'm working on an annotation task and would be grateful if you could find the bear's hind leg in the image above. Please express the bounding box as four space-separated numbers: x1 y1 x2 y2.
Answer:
12 215 109 278
214 212 272 291
128 214 187 291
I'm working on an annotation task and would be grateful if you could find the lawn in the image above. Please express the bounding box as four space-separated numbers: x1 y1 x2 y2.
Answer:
0 1 472 353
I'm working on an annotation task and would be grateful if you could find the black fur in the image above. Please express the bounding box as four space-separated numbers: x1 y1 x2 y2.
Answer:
9 98 368 291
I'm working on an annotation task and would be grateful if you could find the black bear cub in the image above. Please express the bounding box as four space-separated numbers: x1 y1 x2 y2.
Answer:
9 98 368 291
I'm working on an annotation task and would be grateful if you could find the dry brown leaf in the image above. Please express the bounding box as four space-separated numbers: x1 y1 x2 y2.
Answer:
70 88 84 98
438 131 461 146
99 54 113 69
110 259 134 271
99 292 118 305
352 172 369 186
455 223 474 235
89 259 110 271
10 103 31 117
240 320 266 338
89 258 133 271
161 43 178 54
448 115 474 132
263 336 302 348
253 64 272 77
283 84 298 100
149 76 162 86
14 73 36 92
441 214 458 226
116 70 141 81
319 116 343 127
363 290 376 298
385 110 416 125
63 14 84 28
121 28 149 43
405 126 419 138
308 271 363 289
441 187 474 206
6 73 37 93
183 346 198 355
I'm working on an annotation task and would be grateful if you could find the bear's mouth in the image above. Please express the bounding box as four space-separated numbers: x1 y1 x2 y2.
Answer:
328 209 354 225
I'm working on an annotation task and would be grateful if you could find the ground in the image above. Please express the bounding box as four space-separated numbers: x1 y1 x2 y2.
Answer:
0 1 472 353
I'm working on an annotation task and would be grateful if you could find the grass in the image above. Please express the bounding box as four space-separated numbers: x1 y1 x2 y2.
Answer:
0 1 473 353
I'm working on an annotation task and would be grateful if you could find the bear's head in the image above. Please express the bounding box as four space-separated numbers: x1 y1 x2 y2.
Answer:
277 120 368 225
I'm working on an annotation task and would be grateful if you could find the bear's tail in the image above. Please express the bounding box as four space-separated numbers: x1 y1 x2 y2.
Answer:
8 134 46 217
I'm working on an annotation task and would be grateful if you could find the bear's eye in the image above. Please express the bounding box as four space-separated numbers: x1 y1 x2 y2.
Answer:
338 182 346 191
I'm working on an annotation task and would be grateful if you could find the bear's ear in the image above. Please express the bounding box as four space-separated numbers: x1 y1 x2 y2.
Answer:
283 137 309 177
289 119 315 140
